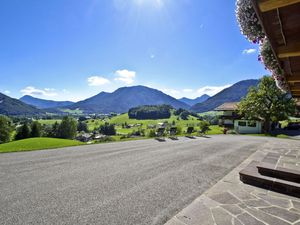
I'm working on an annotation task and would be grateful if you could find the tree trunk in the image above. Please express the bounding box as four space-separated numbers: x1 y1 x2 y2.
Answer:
263 118 271 133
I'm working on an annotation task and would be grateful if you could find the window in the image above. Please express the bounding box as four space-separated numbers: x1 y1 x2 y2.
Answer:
248 121 257 127
238 121 246 127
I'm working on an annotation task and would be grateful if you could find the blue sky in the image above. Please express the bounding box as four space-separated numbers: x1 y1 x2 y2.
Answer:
0 0 267 101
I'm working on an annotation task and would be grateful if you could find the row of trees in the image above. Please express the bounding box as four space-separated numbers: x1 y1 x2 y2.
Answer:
128 105 173 120
0 116 81 143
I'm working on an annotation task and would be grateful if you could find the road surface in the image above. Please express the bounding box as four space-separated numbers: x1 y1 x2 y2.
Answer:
0 135 277 225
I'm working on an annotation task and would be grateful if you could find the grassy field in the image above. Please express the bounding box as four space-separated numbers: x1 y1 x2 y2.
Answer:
37 119 62 125
0 138 84 153
86 113 220 135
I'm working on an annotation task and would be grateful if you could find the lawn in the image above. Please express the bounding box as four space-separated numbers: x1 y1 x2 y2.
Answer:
37 119 62 125
87 113 202 133
0 138 84 153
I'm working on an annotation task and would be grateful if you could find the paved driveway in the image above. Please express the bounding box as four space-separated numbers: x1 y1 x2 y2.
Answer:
0 135 282 225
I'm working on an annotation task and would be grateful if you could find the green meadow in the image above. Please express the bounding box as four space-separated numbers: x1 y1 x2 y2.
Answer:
86 113 223 135
0 138 84 153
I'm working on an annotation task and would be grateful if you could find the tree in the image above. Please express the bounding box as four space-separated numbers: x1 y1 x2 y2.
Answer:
31 121 42 137
0 115 13 144
15 123 31 140
99 123 116 136
77 121 88 132
57 116 78 139
238 76 296 133
199 121 210 135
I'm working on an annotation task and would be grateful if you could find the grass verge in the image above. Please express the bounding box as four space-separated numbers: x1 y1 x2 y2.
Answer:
0 138 84 153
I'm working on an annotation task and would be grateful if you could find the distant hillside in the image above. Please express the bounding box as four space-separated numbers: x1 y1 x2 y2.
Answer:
20 95 74 109
68 86 190 113
0 93 42 116
179 94 210 106
190 79 260 113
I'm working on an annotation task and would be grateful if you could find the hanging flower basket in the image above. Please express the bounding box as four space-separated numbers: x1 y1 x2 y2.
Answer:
259 38 289 92
236 0 265 43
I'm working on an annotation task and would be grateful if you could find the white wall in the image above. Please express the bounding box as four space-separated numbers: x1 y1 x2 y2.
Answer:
234 120 262 134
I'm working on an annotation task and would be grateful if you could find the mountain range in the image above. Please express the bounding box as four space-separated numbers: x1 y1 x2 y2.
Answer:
68 86 190 113
0 93 42 116
1 79 260 115
20 95 74 109
178 94 210 106
190 79 260 112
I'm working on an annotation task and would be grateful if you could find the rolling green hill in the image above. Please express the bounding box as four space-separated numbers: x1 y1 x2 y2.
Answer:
0 138 84 153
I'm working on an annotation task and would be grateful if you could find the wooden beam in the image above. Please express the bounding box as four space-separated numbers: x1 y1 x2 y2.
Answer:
277 42 300 58
258 0 300 12
291 91 300 95
287 73 300 83
290 86 300 91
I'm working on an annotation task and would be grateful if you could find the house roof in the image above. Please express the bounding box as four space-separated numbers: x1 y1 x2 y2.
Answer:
251 0 300 100
214 102 239 111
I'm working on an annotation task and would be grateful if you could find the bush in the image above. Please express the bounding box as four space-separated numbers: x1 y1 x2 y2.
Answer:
199 121 210 134
0 115 13 144
186 126 194 134
99 123 116 136
95 136 115 143
147 129 156 138
227 130 238 135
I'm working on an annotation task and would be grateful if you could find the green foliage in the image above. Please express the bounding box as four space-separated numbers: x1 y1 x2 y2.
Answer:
198 121 210 134
57 116 78 139
186 126 194 134
176 126 182 135
15 123 31 140
128 105 172 120
99 123 116 135
147 129 156 138
0 138 83 153
95 136 115 143
0 115 13 144
31 121 42 137
174 108 186 116
180 111 190 120
238 76 296 132
77 121 88 132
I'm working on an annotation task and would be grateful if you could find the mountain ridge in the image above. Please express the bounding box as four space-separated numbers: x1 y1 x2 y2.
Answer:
68 85 190 113
178 94 210 106
0 93 42 116
190 79 259 113
20 95 74 109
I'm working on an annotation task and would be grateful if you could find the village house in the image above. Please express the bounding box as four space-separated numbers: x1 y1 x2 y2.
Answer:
215 102 262 134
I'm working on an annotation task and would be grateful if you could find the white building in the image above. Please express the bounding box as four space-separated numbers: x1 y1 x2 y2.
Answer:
215 102 262 134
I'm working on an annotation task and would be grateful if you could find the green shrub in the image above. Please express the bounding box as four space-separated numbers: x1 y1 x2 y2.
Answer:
148 129 156 138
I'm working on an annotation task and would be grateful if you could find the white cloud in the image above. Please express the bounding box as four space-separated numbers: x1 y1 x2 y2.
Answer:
87 76 110 86
20 86 58 97
197 84 231 96
243 48 257 54
162 88 180 97
183 89 193 93
4 90 10 94
114 69 136 85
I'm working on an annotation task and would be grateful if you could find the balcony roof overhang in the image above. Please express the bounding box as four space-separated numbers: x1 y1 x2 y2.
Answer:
251 0 300 101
